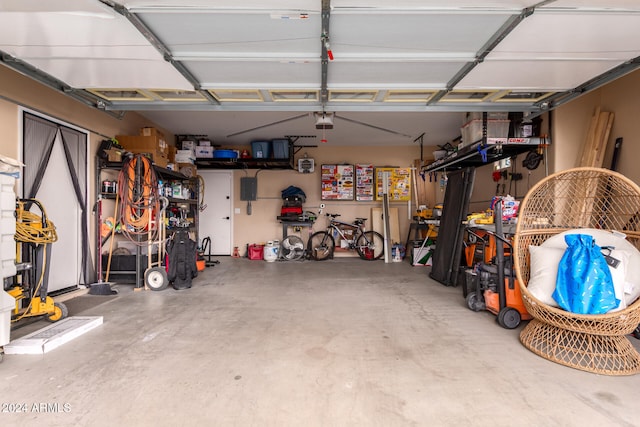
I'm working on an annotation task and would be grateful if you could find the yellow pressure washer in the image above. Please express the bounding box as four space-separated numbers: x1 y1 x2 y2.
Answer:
8 199 67 323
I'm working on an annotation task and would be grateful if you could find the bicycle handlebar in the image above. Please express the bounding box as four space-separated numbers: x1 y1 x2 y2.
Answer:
325 213 367 226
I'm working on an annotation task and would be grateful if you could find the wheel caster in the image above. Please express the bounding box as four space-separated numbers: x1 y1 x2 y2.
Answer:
46 302 68 323
497 307 521 329
466 291 485 312
145 267 169 291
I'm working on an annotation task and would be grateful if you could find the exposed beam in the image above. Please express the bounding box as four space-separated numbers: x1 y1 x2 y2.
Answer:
541 55 640 111
429 1 555 105
320 0 331 107
101 0 220 106
0 50 124 119
104 100 543 113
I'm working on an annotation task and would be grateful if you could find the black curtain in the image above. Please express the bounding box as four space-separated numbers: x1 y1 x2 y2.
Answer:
23 112 93 285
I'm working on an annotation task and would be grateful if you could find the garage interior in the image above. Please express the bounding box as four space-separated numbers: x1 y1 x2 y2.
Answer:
2 1 640 425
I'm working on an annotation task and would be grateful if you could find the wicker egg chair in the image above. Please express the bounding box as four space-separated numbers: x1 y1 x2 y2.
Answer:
513 167 640 375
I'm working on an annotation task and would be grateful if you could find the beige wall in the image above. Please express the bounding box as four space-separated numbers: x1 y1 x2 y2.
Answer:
0 98 19 159
552 70 640 183
231 145 422 251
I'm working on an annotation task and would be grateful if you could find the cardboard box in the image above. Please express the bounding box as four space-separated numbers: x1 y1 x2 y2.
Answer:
175 148 196 163
117 135 168 157
106 148 123 162
412 245 434 266
140 127 165 139
177 163 197 178
181 140 196 150
195 146 214 158
167 145 176 163
127 149 169 168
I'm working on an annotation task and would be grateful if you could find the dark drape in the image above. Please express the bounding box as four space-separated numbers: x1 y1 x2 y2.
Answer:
23 112 93 285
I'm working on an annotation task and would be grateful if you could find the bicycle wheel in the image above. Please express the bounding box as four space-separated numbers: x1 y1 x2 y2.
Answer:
307 231 335 261
355 231 384 260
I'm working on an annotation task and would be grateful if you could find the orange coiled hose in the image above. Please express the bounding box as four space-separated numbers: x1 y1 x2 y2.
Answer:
116 154 160 243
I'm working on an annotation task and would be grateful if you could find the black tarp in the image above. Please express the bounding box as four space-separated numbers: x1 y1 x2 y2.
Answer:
429 167 476 287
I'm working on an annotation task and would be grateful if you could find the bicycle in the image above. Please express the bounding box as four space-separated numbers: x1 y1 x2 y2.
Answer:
307 213 384 261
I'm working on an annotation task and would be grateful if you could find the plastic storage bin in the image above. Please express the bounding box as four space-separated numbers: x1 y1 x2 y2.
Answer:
462 112 508 124
213 150 238 159
251 141 271 159
271 139 290 159
460 119 510 146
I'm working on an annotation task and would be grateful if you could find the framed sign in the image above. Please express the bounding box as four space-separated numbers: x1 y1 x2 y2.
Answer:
375 167 412 201
321 164 354 200
355 164 374 201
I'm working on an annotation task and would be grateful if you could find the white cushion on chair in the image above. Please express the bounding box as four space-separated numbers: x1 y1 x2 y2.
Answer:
537 229 640 310
527 245 564 307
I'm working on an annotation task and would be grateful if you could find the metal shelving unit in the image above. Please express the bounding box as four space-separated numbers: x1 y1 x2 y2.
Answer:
96 159 199 287
194 158 294 170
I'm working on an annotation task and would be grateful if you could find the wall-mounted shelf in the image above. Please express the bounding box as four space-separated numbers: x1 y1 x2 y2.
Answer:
194 158 294 170
98 160 191 180
422 137 543 173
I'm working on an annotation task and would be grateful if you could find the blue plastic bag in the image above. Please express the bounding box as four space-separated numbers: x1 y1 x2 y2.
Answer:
552 234 619 314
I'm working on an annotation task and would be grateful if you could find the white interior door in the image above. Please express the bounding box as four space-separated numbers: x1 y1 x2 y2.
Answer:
199 171 233 255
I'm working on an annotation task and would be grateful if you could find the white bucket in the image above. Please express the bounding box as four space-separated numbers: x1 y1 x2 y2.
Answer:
263 241 278 262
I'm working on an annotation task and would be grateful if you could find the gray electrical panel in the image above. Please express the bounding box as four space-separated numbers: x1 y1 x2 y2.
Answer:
240 177 257 201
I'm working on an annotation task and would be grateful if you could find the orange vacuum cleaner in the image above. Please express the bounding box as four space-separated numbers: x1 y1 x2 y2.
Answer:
464 202 531 329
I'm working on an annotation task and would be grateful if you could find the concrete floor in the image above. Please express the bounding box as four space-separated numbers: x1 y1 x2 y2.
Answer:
2 257 640 426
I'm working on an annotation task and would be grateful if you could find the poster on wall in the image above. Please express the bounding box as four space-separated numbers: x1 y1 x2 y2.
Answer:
355 164 375 201
375 167 412 201
321 164 354 200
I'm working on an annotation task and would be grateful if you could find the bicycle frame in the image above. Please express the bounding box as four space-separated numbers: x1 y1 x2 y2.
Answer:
325 217 374 250
307 213 384 261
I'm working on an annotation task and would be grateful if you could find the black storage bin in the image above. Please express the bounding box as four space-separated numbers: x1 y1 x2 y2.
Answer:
251 141 271 159
271 139 290 159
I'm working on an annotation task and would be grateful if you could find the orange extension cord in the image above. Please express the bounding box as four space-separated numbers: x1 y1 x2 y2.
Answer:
116 154 160 243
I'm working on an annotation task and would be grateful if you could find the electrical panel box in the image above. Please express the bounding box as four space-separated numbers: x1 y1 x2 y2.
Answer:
240 177 257 201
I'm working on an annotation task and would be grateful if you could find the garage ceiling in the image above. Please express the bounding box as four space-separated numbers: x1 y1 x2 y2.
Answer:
2 0 640 147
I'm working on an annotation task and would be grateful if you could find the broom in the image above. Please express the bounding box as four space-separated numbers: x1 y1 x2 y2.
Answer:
89 198 117 295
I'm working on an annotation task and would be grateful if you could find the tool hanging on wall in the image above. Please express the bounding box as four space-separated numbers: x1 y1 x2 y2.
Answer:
522 150 543 171
439 171 448 191
493 170 508 195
